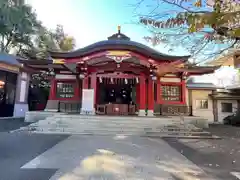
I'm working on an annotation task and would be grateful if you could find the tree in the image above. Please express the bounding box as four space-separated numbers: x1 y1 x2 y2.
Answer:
0 0 42 53
28 24 76 58
27 25 76 88
53 24 76 52
136 0 240 64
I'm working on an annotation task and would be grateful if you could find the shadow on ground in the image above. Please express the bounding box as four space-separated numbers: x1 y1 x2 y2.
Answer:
206 124 240 138
0 118 31 132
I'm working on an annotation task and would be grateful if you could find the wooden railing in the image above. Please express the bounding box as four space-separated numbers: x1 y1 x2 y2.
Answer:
96 104 137 115
57 102 191 116
154 104 192 116
58 101 81 113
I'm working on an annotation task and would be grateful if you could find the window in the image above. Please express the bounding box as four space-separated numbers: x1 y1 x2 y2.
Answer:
56 82 75 98
221 103 232 112
196 99 208 109
161 85 181 101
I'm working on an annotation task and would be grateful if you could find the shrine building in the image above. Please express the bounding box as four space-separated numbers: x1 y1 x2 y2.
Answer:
19 27 218 116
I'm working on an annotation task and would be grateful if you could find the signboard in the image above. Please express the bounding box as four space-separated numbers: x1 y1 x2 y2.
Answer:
0 62 19 73
81 89 94 113
53 59 65 64
106 50 132 63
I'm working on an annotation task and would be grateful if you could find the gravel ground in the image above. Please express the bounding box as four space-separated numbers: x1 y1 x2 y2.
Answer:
164 124 240 180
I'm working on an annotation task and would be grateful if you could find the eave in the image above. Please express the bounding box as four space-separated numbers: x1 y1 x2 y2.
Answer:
209 93 240 100
182 65 221 75
17 58 67 71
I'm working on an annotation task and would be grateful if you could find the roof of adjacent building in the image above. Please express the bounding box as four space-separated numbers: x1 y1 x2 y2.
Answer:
186 77 217 89
210 91 240 100
48 28 190 61
0 53 21 66
187 83 217 89
206 49 240 67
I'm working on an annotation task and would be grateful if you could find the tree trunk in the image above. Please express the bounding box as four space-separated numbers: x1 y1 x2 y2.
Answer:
0 35 4 52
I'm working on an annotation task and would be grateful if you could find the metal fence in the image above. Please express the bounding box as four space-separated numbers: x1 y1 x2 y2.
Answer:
58 101 82 113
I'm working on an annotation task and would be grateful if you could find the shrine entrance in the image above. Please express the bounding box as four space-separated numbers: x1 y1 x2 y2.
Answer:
95 76 137 115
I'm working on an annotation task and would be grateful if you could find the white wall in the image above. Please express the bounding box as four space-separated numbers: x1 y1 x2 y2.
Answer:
190 89 214 122
217 99 237 123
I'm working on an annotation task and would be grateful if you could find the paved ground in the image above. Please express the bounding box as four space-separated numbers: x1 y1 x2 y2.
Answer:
1 132 219 180
0 120 240 180
0 132 68 180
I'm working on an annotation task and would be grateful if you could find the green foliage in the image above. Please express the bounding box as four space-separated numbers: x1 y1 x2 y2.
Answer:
140 0 240 39
0 0 75 57
0 0 42 53
138 0 240 63
52 24 76 52
30 25 76 58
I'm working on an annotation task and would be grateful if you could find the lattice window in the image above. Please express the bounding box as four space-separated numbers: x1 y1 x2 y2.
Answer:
161 85 181 101
221 103 232 112
56 82 75 98
196 99 208 109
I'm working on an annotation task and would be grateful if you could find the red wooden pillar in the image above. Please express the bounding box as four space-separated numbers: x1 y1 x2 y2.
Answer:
49 78 56 100
181 79 186 104
147 78 154 116
138 75 146 116
91 73 97 107
136 83 140 109
157 78 161 104
82 76 88 89
74 78 80 100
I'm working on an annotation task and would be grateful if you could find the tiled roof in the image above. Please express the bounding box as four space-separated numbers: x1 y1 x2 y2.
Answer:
186 80 217 89
49 32 190 61
0 53 21 66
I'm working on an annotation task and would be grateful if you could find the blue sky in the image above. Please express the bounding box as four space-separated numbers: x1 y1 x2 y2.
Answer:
26 0 237 85
26 0 189 55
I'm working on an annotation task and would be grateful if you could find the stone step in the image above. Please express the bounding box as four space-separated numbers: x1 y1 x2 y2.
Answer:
48 116 181 121
30 122 183 127
50 116 204 123
28 129 212 137
52 115 174 119
28 124 201 133
30 123 177 129
43 118 179 124
34 119 181 126
29 125 208 134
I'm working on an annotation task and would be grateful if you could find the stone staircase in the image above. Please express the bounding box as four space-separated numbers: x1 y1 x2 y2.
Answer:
19 114 219 138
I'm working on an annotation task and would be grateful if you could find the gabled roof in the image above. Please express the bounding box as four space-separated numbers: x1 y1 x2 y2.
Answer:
48 29 190 62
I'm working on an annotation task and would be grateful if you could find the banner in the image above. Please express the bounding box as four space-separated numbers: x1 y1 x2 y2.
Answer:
81 89 94 113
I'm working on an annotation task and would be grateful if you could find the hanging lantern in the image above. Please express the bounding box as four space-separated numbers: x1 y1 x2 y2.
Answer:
136 77 139 83
99 77 103 83
111 77 113 84
0 80 5 88
125 78 128 84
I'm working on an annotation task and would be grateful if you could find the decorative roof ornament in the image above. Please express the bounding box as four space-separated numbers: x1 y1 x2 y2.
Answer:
107 26 130 41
